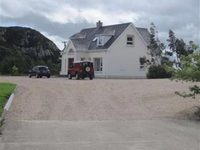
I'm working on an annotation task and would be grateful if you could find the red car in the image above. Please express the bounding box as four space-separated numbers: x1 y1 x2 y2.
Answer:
68 61 94 80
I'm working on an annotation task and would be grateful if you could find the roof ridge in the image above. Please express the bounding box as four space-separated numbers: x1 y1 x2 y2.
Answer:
70 22 150 50
81 22 132 31
136 27 148 30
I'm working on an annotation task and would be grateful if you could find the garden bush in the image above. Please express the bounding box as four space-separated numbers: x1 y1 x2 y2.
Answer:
147 65 172 79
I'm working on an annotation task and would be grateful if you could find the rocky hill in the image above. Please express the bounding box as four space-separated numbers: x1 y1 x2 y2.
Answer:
0 26 61 75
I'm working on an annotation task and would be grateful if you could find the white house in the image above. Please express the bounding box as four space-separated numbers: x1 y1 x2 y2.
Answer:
60 21 150 78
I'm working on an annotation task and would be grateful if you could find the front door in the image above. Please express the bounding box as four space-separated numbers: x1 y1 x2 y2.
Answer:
68 58 74 68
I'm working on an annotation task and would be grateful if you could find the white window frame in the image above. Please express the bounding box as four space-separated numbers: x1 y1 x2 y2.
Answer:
93 57 103 72
126 35 134 46
139 56 146 71
97 36 104 46
92 37 98 42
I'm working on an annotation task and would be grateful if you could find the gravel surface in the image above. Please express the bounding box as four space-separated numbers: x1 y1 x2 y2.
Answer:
0 76 199 120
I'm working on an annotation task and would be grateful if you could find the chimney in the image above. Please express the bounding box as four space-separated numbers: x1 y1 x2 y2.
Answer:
96 20 103 29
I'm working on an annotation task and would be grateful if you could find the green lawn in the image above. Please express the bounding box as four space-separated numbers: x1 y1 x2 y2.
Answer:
0 83 16 115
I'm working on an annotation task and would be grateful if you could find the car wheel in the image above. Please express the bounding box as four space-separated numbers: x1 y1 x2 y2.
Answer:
68 74 72 79
75 73 80 80
36 74 40 78
89 76 93 80
29 74 32 78
47 75 50 78
85 67 91 72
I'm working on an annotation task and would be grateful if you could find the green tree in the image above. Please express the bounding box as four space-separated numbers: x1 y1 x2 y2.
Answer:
188 41 199 53
173 52 200 98
175 38 187 56
167 30 176 52
147 65 171 79
148 23 163 65
0 56 14 74
11 65 19 76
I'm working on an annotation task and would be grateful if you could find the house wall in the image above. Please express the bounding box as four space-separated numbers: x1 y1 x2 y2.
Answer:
105 24 148 78
60 41 76 75
60 50 67 75
88 52 106 77
76 52 89 61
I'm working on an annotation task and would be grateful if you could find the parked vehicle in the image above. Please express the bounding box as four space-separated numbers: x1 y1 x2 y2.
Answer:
28 66 50 78
68 61 94 80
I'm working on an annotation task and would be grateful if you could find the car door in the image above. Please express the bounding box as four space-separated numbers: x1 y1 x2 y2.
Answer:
32 67 38 76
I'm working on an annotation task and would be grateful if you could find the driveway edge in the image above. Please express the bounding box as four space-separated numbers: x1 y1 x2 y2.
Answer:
0 92 15 126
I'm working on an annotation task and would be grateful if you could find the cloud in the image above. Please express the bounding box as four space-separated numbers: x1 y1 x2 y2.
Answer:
0 0 199 48
41 32 66 50
0 12 93 49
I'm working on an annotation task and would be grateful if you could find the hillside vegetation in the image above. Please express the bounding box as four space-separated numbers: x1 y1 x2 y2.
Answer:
0 26 60 75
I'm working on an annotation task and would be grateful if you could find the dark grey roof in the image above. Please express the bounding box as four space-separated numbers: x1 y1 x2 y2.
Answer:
136 27 150 45
70 23 150 51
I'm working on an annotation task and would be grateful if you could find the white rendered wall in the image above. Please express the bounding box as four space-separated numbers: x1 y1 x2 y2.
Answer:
60 41 76 75
105 24 148 78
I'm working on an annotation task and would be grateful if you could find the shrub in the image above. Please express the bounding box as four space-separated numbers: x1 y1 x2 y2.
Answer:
173 53 200 82
11 65 19 76
172 53 200 99
147 65 172 79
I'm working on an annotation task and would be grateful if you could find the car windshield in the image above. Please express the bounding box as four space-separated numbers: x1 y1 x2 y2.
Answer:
81 62 93 67
39 67 48 71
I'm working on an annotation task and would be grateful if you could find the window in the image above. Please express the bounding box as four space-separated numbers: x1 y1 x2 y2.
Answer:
68 48 74 54
94 58 103 72
139 56 147 70
68 58 74 68
94 35 112 47
127 35 134 46
33 66 37 71
81 57 85 61
97 36 104 46
92 37 98 42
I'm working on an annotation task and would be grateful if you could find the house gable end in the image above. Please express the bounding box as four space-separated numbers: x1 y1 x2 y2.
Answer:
107 23 149 54
130 24 150 47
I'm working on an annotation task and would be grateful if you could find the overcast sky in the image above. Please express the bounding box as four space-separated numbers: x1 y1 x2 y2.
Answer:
0 0 199 49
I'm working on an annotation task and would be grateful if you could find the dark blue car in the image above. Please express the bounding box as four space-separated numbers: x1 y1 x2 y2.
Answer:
28 66 50 78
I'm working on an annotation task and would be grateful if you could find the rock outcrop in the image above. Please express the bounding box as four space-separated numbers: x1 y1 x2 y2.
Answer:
0 26 61 74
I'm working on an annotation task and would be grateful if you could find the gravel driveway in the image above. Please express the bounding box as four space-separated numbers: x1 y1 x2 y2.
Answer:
1 76 200 150
0 76 199 120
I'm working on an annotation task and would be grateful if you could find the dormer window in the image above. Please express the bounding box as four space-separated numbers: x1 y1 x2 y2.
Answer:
127 35 134 46
92 37 98 42
97 36 104 46
93 35 112 47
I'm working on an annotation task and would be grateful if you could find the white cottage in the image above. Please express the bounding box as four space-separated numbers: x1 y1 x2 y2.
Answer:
60 21 150 78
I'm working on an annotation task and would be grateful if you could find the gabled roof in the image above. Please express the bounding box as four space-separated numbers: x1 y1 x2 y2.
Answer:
70 22 150 51
136 27 150 45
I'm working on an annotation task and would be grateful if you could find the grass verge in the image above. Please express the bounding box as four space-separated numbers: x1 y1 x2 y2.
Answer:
0 83 16 116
